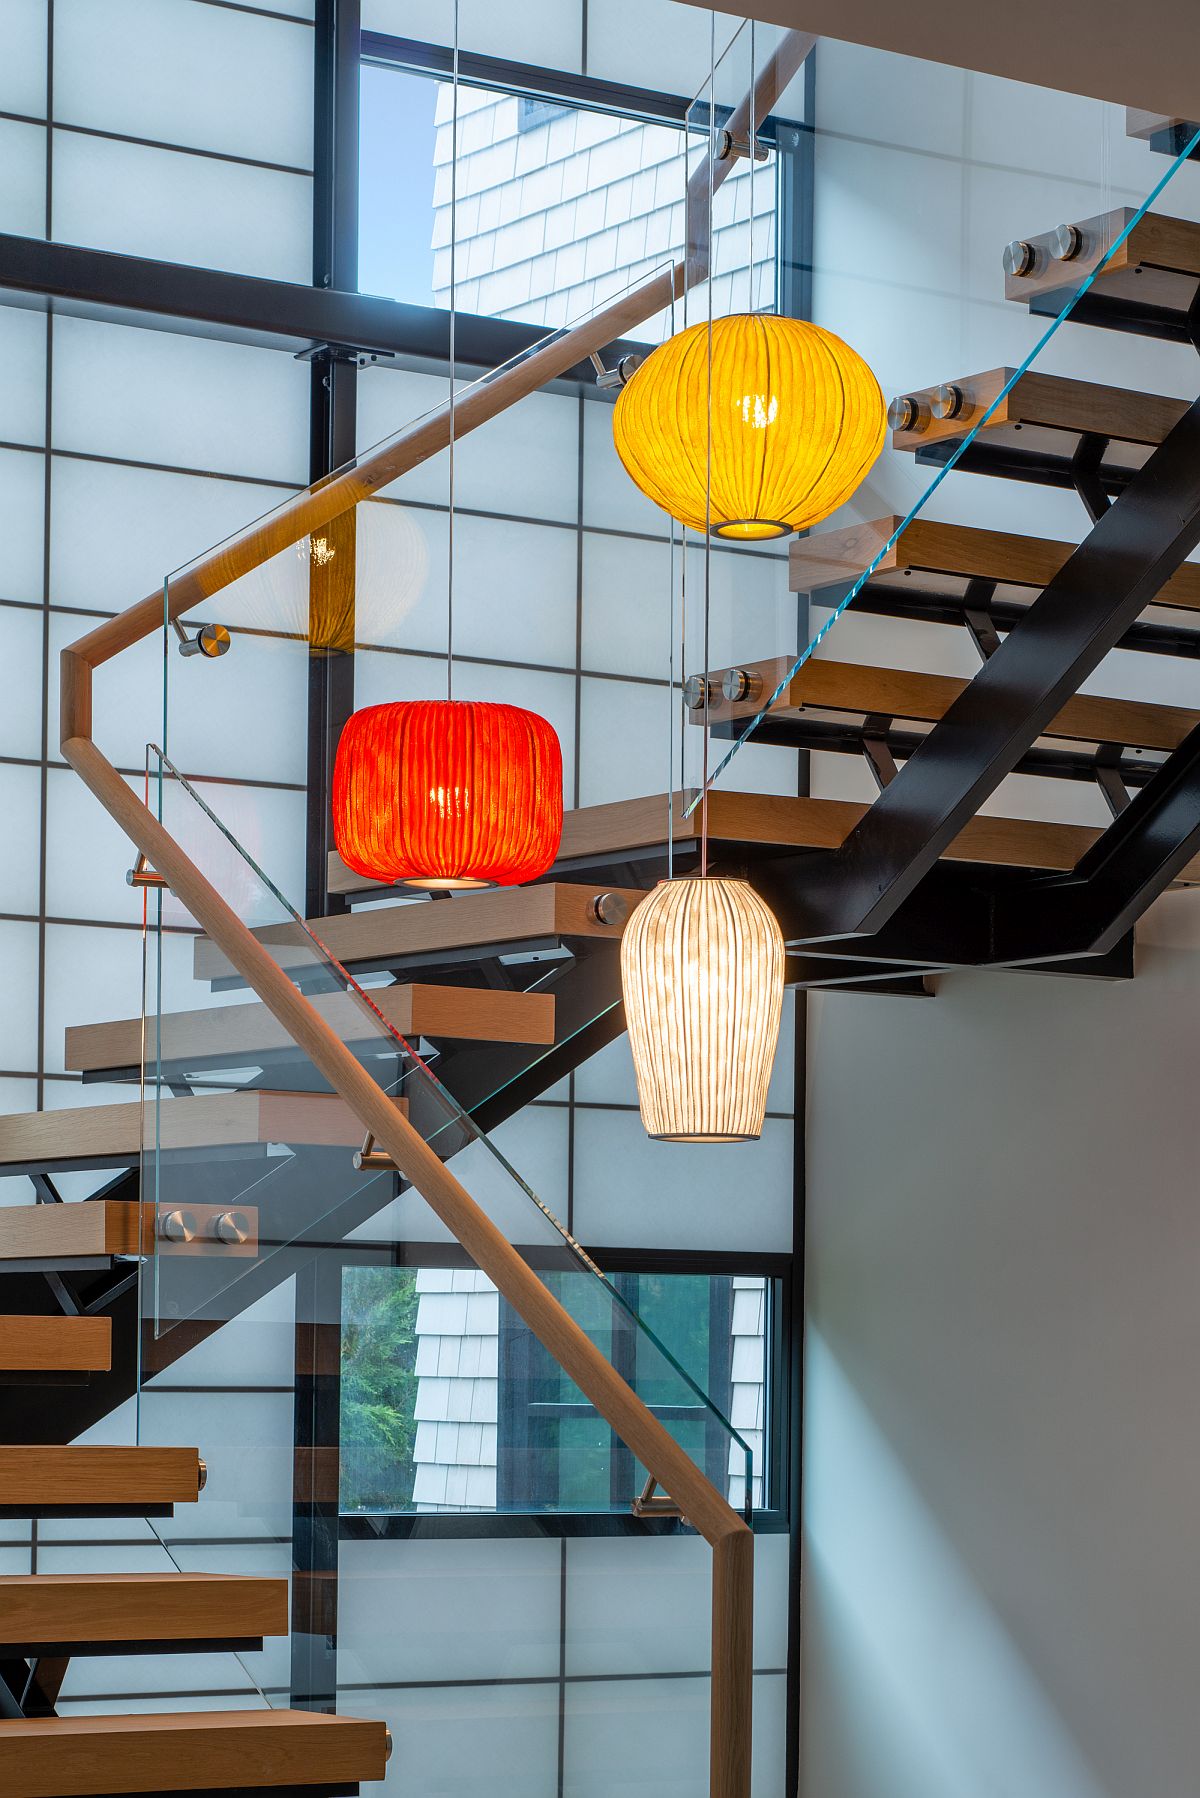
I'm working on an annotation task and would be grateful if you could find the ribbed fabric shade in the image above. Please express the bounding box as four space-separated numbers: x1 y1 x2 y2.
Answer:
620 877 785 1143
332 699 563 890
612 314 886 540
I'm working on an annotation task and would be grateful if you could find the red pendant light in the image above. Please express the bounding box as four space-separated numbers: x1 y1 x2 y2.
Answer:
332 698 563 890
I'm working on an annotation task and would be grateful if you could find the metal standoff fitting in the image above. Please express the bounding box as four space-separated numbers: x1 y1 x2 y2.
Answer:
721 666 762 704
930 383 966 422
717 127 770 163
886 394 925 434
588 351 643 390
682 673 715 710
174 620 231 660
211 1210 250 1246
589 892 630 927
1051 222 1083 262
159 1209 196 1244
198 1458 208 1492
384 1730 394 1764
1002 238 1035 277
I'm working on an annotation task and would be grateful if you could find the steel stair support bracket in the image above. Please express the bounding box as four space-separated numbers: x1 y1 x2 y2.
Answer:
779 392 1200 947
992 716 1200 961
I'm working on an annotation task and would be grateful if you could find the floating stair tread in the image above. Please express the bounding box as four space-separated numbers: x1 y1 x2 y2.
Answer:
533 788 1200 879
0 1091 381 1173
890 367 1187 462
789 515 1200 613
0 1200 144 1264
0 1707 388 1798
1002 206 1200 314
0 1572 286 1648
693 652 1200 752
196 881 643 979
67 982 556 1075
0 1315 111 1372
0 1445 202 1511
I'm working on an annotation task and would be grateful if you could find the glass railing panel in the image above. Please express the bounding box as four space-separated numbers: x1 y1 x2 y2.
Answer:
139 745 756 1522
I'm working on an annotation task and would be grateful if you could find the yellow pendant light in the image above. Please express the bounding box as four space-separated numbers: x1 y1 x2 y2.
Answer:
612 314 886 540
621 877 785 1143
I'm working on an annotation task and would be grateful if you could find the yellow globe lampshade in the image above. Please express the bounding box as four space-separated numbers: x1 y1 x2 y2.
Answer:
621 876 785 1143
612 314 886 540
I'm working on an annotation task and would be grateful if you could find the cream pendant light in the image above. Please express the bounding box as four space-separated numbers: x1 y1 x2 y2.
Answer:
621 876 785 1143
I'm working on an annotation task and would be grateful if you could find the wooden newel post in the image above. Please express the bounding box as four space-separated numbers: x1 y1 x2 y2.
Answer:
711 1526 754 1798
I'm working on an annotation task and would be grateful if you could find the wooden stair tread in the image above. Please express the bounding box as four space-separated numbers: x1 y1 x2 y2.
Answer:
197 880 642 979
0 1315 111 1372
789 515 1200 614
67 981 556 1076
0 1708 388 1797
533 788 1200 880
690 652 1200 752
889 367 1187 469
0 1572 286 1647
0 1091 383 1173
1002 206 1200 318
0 1445 202 1511
0 1201 144 1264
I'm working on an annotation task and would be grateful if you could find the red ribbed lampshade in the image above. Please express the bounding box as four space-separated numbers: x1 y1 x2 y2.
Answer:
332 699 563 890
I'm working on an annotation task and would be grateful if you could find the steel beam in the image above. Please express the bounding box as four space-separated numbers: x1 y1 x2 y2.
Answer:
785 393 1200 944
992 722 1200 960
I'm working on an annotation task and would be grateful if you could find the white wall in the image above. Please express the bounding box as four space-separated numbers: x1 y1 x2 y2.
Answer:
801 39 1200 1798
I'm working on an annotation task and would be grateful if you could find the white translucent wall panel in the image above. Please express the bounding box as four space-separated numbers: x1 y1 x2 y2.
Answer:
0 0 47 117
54 0 313 169
577 675 671 808
52 318 310 484
380 1102 571 1249
51 132 312 283
564 1674 709 1795
338 1538 561 1685
166 641 310 786
345 1682 559 1798
565 1532 790 1677
48 459 295 613
41 920 198 1075
352 508 579 667
0 925 40 1072
0 119 46 238
354 649 577 805
572 1109 793 1253
450 515 578 668
43 767 305 925
0 448 46 605
578 674 797 806
356 368 581 526
586 4 766 100
0 763 42 916
1 306 47 446
0 607 45 760
581 400 673 537
363 0 584 72
56 1696 269 1718
581 534 794 681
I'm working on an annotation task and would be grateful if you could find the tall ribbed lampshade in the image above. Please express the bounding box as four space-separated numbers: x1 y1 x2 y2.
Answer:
332 698 563 890
612 314 886 540
620 877 785 1143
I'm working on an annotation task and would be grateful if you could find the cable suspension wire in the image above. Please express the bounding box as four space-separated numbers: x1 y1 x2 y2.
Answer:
446 0 459 701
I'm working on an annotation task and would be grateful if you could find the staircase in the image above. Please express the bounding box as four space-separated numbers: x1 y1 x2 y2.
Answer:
3 69 1199 1798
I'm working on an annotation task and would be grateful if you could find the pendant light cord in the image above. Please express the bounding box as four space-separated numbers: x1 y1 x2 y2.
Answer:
699 11 716 883
446 1 459 703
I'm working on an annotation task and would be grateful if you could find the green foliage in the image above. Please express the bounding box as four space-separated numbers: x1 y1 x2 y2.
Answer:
340 1266 420 1511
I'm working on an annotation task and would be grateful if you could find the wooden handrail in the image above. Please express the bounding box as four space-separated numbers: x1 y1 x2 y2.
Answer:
58 33 815 1793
